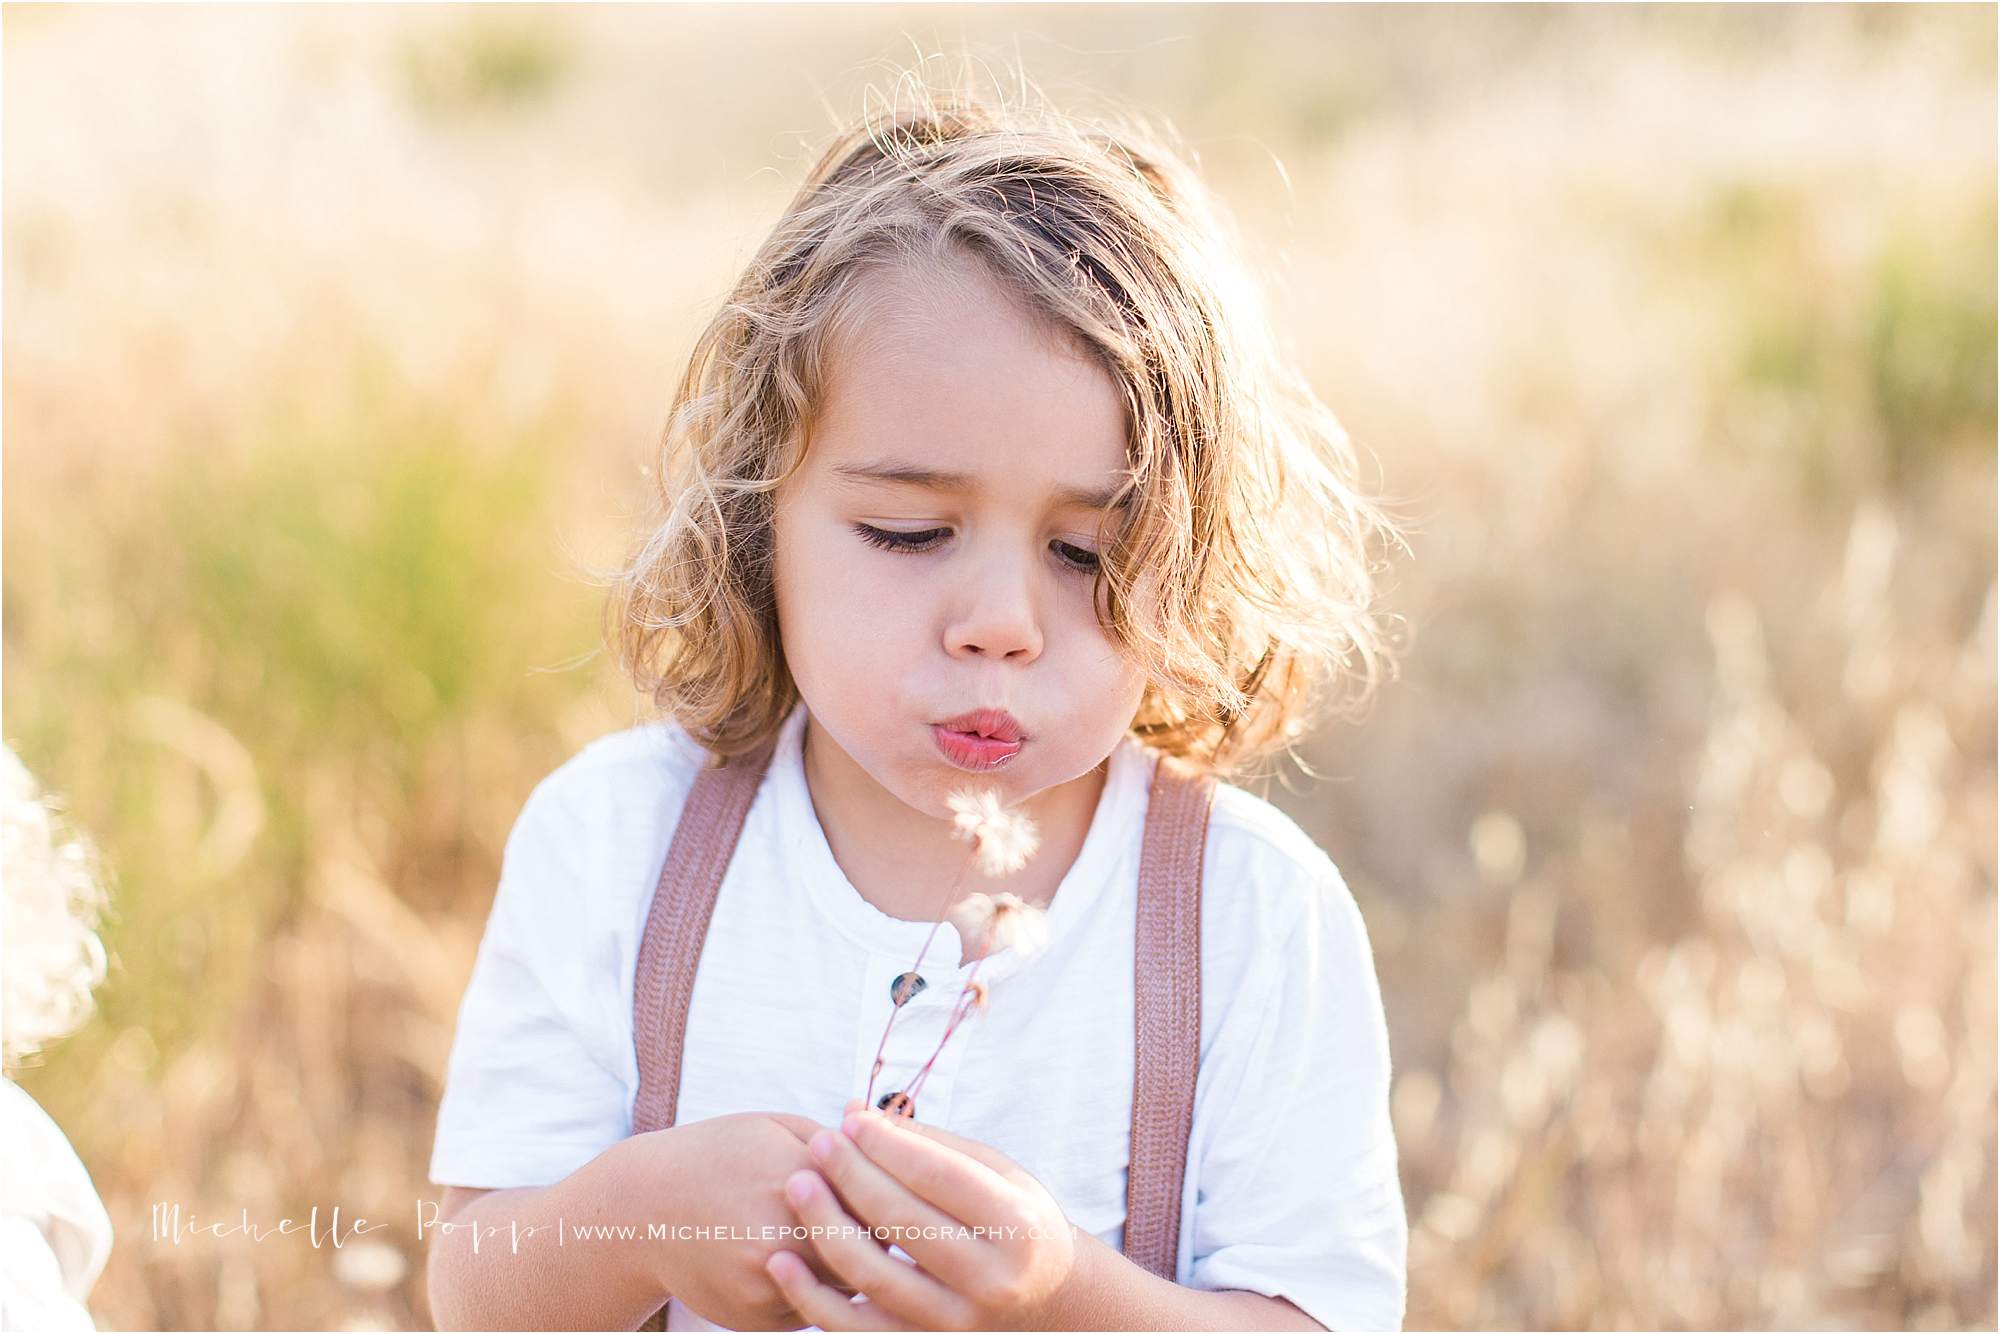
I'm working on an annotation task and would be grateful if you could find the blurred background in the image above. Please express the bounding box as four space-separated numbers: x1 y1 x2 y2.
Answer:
3 4 1993 1329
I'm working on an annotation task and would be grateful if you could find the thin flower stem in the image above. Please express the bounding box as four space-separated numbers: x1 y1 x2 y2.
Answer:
864 838 982 1109
906 954 987 1104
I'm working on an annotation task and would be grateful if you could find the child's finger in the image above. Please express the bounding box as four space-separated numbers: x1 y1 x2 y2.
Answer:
777 1172 966 1330
852 1108 1019 1178
765 1248 918 1332
842 1111 1016 1222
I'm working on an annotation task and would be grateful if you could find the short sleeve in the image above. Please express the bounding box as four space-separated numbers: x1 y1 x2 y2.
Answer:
1184 861 1408 1332
427 774 633 1189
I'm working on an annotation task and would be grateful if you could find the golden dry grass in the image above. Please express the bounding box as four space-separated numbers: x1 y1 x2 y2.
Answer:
3 6 1992 1330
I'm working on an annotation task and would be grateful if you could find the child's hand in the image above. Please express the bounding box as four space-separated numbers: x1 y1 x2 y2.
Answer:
644 1110 872 1330
765 1098 1084 1330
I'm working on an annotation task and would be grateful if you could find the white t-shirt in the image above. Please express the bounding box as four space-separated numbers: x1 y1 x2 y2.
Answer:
429 699 1406 1332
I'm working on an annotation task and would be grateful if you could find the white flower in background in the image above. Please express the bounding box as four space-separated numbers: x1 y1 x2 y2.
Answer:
945 787 1041 878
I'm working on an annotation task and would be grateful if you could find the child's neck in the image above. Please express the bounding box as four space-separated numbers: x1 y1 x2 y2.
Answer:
800 715 1107 938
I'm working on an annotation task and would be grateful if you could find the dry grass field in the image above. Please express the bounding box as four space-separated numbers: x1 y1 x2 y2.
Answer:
3 5 1993 1329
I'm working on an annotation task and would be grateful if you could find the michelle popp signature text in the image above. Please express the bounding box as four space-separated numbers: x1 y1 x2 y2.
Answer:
151 1202 392 1249
152 1202 507 1251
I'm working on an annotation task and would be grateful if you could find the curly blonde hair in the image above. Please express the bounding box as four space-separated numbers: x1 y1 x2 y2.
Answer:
604 60 1403 780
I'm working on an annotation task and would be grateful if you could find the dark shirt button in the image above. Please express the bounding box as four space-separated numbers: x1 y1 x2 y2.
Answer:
889 972 928 1007
877 1090 916 1119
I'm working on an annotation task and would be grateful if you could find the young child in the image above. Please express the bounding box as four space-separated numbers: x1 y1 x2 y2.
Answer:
1 745 116 1331
427 73 1406 1333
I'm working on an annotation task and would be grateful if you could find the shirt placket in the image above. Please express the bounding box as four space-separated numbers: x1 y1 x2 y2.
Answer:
851 948 995 1125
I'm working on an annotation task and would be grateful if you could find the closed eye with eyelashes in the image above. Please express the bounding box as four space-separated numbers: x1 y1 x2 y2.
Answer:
849 522 1104 573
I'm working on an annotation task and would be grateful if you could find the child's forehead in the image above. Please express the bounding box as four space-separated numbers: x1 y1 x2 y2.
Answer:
806 359 1131 514
828 256 1072 376
816 268 1123 434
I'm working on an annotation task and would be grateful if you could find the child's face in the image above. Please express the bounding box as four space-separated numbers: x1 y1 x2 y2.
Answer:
772 260 1148 820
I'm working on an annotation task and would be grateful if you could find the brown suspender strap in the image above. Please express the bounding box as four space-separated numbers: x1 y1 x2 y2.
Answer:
1124 750 1215 1280
632 742 777 1333
630 735 1213 1328
632 737 779 1139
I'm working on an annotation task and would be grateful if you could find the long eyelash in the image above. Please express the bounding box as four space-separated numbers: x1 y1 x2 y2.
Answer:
851 524 1101 574
851 524 949 553
1053 542 1102 573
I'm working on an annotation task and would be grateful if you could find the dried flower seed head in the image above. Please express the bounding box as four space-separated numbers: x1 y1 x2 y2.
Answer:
946 890 1053 963
946 787 1041 878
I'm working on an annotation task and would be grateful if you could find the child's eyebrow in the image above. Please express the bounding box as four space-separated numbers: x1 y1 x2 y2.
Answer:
830 459 1133 512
